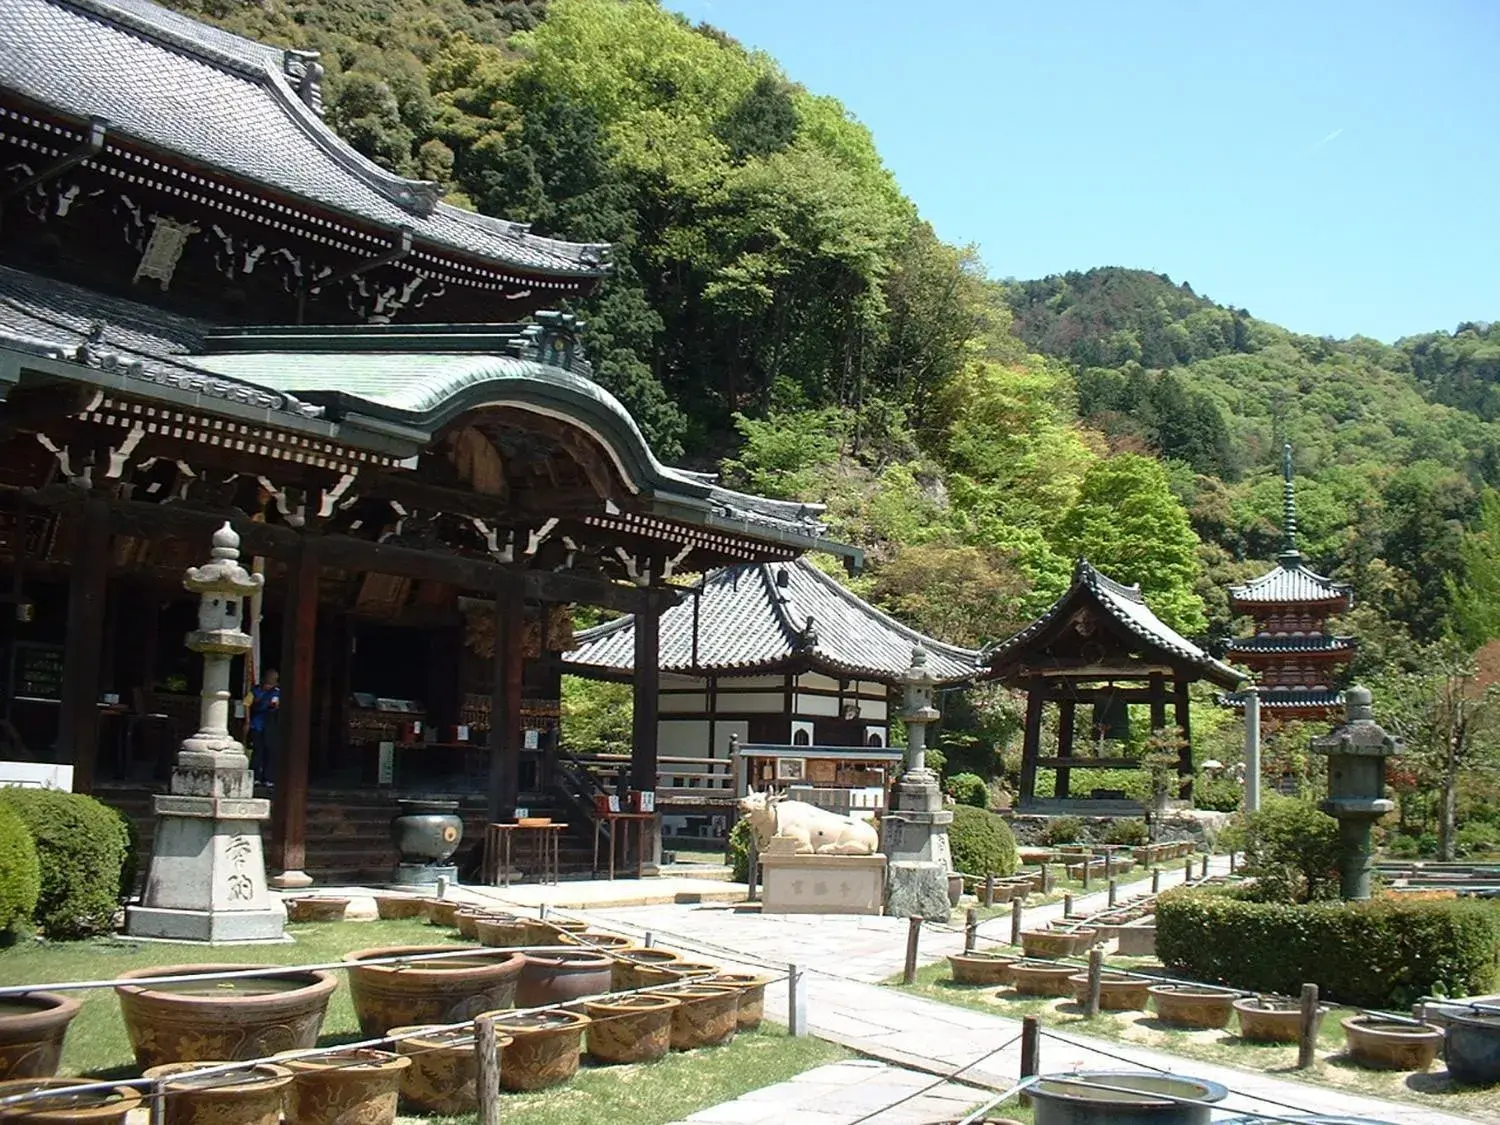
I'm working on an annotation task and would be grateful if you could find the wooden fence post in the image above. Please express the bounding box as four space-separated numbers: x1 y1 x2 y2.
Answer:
788 963 807 1037
1105 850 1115 880
1201 854 1210 879
964 907 979 952
1084 947 1105 1018
1298 983 1320 1069
1020 1016 1040 1079
1062 892 1073 919
476 1014 501 1125
1107 878 1118 908
1039 861 1052 893
1010 898 1024 946
1151 867 1161 894
903 917 922 984
1184 858 1193 883
1081 858 1091 891
983 872 996 907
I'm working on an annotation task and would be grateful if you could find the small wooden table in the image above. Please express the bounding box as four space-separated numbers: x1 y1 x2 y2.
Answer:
484 822 568 887
592 812 655 880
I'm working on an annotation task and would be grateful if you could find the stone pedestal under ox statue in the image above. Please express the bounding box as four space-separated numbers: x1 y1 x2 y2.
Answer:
126 523 286 942
882 646 953 919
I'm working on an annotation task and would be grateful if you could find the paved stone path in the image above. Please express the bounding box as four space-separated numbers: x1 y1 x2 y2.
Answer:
495 858 1483 1125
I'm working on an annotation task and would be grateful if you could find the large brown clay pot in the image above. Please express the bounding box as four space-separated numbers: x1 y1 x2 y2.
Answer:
0 992 81 1079
373 897 426 922
481 1009 591 1092
516 950 614 1009
947 953 1019 987
526 919 589 947
387 1025 508 1115
649 985 739 1049
1067 972 1151 1012
457 910 518 941
343 945 523 1036
709 974 772 1029
474 917 531 949
1148 984 1238 1030
0 1078 140 1123
610 947 684 992
1234 996 1325 1044
1008 961 1078 997
276 1048 409 1125
285 898 349 924
583 994 678 1064
422 899 462 928
1342 1015 1444 1071
1020 928 1097 960
559 931 634 953
114 965 337 1069
142 1061 291 1125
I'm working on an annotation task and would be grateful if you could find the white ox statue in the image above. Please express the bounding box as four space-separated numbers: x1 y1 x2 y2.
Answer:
738 792 879 856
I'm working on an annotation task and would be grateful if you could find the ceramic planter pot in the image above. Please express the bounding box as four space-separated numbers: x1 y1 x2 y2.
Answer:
0 992 81 1079
516 949 614 1009
474 917 530 948
1427 1004 1500 1085
658 959 721 982
456 911 516 941
1008 961 1078 998
610 947 684 992
649 985 739 1049
947 952 1019 987
1233 996 1324 1044
526 919 589 947
1067 972 1151 1012
583 994 678 1064
276 1048 409 1125
481 1009 590 1092
708 974 772 1029
559 931 634 953
143 1061 291 1125
422 899 462 928
343 945 523 1036
1341 1015 1444 1071
0 1078 141 1124
1147 984 1238 1030
115 964 337 1069
387 1025 508 1115
286 898 349 924
373 897 426 922
391 800 463 867
1021 928 1097 960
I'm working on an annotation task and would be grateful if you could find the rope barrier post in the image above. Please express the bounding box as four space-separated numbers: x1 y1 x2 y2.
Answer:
788 962 807 1037
1105 850 1115 880
1062 891 1073 919
964 907 979 953
1151 867 1161 894
1228 850 1236 873
1200 854 1210 879
983 872 996 908
643 931 655 949
1298 983 1320 1069
1184 857 1193 883
1081 857 1091 891
1009 898 1023 946
1019 1015 1040 1080
903 917 922 985
1084 947 1105 1019
476 1014 501 1125
1107 877 1117 908
1039 861 1051 893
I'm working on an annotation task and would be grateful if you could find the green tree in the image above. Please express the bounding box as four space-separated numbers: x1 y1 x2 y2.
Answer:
1449 488 1500 649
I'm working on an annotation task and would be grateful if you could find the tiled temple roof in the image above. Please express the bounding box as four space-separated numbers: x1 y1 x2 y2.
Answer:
1227 634 1357 655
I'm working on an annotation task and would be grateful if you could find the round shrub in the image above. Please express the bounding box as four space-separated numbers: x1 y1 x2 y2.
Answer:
1041 815 1084 847
1239 796 1341 903
1194 775 1242 812
1103 817 1149 847
944 772 989 809
726 816 754 883
949 805 1018 879
0 788 130 939
0 804 40 937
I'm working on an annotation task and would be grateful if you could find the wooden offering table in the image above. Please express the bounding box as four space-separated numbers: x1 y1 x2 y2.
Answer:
484 820 568 887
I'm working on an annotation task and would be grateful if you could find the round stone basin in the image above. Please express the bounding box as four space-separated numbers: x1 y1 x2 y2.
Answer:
1233 995 1325 1044
1428 1005 1500 1086
948 952 1019 987
1146 983 1238 1030
1021 928 1097 960
0 1078 141 1123
0 993 81 1080
1008 961 1078 997
114 964 337 1069
1341 1015 1444 1071
1028 1070 1227 1125
1068 971 1151 1011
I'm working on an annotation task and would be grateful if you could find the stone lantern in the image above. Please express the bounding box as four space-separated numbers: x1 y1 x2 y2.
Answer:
1310 685 1402 901
126 523 286 942
881 646 954 918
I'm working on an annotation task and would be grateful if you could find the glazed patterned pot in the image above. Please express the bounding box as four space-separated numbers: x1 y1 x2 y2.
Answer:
1342 1015 1444 1071
276 1048 409 1125
610 947 684 992
658 960 721 982
0 1078 140 1123
1067 972 1152 1012
481 1009 590 1092
648 985 739 1049
583 994 678 1064
456 911 517 941
474 917 530 948
0 992 80 1079
708 974 772 1029
114 964 337 1068
516 950 614 1009
286 898 349 924
421 899 462 928
1020 928 1097 960
525 919 589 947
1148 984 1238 1030
1008 961 1078 998
1233 996 1324 1044
373 897 426 922
387 1025 508 1115
142 1061 291 1125
343 945 523 1037
947 953 1019 987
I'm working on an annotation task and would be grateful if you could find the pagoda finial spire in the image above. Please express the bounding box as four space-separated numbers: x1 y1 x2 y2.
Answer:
1281 441 1300 560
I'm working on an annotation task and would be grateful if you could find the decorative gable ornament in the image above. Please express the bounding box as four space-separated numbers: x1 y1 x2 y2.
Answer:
134 216 200 290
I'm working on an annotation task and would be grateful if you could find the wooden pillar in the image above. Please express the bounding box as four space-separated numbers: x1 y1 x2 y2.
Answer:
486 579 524 822
56 499 110 793
270 541 318 887
631 589 661 793
1019 679 1045 805
1148 672 1167 732
1174 678 1193 799
1056 698 1076 798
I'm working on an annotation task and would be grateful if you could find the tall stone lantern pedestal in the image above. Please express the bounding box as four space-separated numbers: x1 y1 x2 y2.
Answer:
126 524 286 943
1311 686 1402 902
882 647 954 919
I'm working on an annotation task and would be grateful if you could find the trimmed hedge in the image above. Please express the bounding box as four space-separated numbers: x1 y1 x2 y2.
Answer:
944 772 989 809
1156 887 1500 1008
726 816 753 883
0 803 40 936
0 788 130 939
949 804 1019 878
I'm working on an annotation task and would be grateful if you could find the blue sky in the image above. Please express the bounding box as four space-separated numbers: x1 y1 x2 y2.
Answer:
669 0 1499 342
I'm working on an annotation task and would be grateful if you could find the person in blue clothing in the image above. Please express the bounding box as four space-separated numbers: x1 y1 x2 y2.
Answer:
249 668 280 787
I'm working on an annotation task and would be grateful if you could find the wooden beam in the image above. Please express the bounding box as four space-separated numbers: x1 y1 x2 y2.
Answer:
1149 673 1167 732
55 499 109 792
1056 700 1076 799
1032 757 1140 771
487 580 524 822
632 588 662 793
1019 679 1044 804
271 540 318 882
